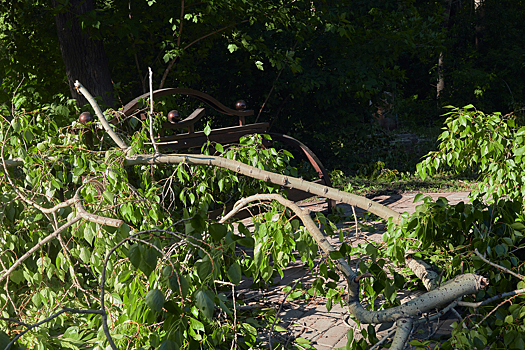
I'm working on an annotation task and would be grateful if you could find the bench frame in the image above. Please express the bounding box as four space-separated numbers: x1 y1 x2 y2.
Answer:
118 88 335 210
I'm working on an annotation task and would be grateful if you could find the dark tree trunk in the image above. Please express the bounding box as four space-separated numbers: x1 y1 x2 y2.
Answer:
436 0 453 104
54 0 114 108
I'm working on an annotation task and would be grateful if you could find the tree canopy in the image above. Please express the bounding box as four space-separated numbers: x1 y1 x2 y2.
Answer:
2 0 523 171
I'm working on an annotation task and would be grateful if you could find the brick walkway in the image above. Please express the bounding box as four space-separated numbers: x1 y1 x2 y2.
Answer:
236 191 472 349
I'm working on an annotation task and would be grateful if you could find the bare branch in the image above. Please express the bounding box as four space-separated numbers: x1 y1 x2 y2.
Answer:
390 317 413 350
458 288 525 309
148 67 159 154
74 81 129 151
127 153 403 225
474 248 525 280
0 216 82 284
406 256 439 291
74 191 124 227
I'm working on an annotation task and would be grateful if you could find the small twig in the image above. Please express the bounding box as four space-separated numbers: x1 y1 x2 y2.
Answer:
351 205 359 240
473 294 520 328
255 67 284 123
474 248 525 280
148 67 159 154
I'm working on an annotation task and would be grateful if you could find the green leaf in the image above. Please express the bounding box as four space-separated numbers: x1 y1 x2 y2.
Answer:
295 337 310 345
204 122 211 136
227 262 242 285
11 119 21 133
195 290 214 320
510 222 525 231
196 259 212 282
80 247 91 264
139 246 159 277
145 289 164 313
103 190 114 204
329 251 344 260
118 270 133 283
227 44 239 53
159 339 179 350
128 244 142 270
169 274 189 298
274 325 287 332
84 223 95 244
209 223 227 241
10 270 24 284
189 317 205 332
0 330 15 350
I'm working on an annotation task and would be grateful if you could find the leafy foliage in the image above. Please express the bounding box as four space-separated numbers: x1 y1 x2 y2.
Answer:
417 105 525 203
0 102 349 349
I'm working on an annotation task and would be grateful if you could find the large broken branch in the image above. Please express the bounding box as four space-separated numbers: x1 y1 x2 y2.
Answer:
126 154 403 224
221 193 489 350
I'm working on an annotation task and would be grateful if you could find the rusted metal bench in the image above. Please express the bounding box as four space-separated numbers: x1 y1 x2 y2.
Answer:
119 88 335 210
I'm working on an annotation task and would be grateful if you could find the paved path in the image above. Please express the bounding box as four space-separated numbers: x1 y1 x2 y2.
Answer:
237 191 472 349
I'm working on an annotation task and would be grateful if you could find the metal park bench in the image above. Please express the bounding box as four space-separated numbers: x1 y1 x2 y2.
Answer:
118 88 335 210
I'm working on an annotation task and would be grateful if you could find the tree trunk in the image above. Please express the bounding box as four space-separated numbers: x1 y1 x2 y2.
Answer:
53 0 114 108
475 0 485 50
437 0 453 104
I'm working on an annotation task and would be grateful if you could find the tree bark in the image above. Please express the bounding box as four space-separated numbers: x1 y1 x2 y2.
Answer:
53 0 114 108
437 0 453 103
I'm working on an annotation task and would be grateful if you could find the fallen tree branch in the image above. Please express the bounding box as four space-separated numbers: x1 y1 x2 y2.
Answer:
221 194 489 350
127 154 403 225
3 153 402 224
220 194 355 280
406 256 439 291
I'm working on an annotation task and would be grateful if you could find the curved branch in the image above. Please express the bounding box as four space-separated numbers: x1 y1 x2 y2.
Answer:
74 81 129 150
220 193 355 281
5 308 103 350
221 194 488 349
74 191 123 227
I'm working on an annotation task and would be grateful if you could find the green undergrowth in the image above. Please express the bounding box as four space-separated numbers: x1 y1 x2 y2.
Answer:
331 170 477 198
